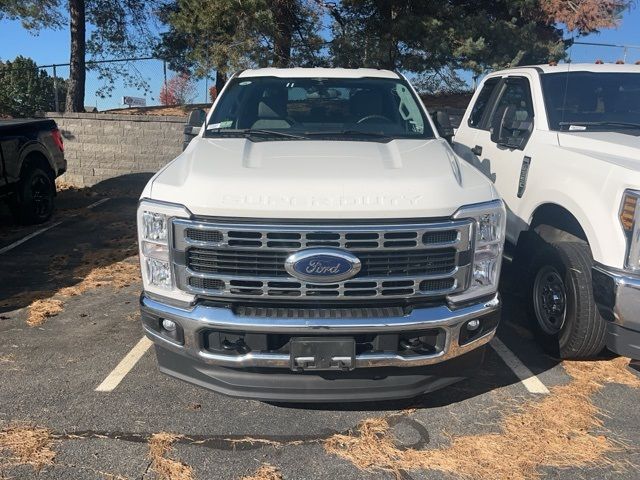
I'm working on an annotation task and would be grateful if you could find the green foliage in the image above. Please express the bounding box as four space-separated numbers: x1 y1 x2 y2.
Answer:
411 68 471 95
156 0 325 79
0 56 66 117
0 0 64 30
330 0 571 74
151 0 636 92
85 0 160 59
0 0 161 58
156 0 635 79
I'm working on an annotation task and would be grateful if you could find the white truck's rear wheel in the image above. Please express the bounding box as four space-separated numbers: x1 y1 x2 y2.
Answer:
527 241 606 359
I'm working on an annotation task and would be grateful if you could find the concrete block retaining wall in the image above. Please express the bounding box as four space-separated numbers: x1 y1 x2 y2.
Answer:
43 112 185 187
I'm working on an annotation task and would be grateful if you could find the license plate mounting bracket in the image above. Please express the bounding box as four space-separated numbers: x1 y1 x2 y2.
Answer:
290 337 356 372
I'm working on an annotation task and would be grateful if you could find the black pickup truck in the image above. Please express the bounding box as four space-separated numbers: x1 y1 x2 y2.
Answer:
0 119 66 224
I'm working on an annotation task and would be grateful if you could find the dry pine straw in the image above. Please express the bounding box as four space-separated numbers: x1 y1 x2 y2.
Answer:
324 357 640 480
240 464 283 480
26 298 64 327
148 433 194 480
24 257 139 327
0 425 55 471
147 434 284 480
21 242 140 326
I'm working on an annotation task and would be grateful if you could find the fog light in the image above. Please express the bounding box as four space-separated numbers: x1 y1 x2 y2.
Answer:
162 319 177 332
466 319 481 331
146 258 172 288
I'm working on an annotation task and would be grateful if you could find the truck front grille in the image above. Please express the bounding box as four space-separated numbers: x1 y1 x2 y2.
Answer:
187 247 458 277
173 219 474 301
183 226 461 250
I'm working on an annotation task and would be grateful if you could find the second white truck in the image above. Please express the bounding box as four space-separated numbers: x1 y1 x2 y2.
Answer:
453 63 640 360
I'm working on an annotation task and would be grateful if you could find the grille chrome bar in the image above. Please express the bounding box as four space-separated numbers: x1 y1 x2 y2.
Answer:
172 218 474 301
186 247 458 277
174 219 471 252
179 269 467 299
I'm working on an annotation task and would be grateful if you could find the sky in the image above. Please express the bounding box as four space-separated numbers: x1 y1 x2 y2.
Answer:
1 5 640 110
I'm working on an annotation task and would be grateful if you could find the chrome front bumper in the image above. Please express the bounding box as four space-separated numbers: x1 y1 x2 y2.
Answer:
593 264 640 359
140 294 500 369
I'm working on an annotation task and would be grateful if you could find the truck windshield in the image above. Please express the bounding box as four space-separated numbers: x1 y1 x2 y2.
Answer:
204 76 434 141
541 72 640 132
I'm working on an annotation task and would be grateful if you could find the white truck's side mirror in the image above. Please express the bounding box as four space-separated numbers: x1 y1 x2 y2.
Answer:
432 110 454 143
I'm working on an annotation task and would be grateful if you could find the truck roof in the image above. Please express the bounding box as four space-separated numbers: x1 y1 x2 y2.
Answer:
491 63 640 76
0 118 56 133
237 67 400 79
0 118 52 126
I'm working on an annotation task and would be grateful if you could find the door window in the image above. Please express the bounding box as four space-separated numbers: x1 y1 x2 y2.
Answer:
468 77 500 129
490 78 534 129
488 77 535 148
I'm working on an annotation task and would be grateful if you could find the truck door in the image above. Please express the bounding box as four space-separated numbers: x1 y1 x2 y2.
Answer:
471 75 536 244
453 77 501 175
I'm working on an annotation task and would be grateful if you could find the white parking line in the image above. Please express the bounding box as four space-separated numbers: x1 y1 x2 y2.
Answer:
0 221 64 255
491 337 550 394
86 198 110 209
95 336 153 392
0 197 110 256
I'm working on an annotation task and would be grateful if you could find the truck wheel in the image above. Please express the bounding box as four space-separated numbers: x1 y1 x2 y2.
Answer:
526 241 606 359
11 167 55 225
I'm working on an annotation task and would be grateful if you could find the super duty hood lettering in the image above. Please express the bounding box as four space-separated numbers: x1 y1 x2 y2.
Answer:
221 194 424 208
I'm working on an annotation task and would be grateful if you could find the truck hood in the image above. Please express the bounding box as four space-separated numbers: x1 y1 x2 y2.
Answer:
558 131 640 171
149 137 497 219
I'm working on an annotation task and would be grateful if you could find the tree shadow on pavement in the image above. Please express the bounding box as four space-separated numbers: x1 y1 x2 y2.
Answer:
0 173 152 317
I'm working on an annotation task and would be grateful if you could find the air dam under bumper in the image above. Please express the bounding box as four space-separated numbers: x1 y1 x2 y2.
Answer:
140 294 500 402
593 264 640 360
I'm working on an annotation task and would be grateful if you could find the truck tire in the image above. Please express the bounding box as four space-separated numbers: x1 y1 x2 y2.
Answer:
526 240 606 359
10 167 55 225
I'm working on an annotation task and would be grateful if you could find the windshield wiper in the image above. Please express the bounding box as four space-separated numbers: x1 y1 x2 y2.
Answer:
559 121 640 130
303 130 391 138
205 128 308 139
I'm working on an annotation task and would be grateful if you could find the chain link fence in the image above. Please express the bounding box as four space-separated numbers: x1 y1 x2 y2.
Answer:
2 42 640 119
0 57 214 118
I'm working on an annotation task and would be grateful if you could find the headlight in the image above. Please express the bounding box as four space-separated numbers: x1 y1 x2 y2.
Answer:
449 200 506 303
620 190 640 272
142 211 169 242
137 199 194 303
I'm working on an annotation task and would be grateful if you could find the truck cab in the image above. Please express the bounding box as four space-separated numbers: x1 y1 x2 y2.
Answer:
137 68 505 402
453 63 640 360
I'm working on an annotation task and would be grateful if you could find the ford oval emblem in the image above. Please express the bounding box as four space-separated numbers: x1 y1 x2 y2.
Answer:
285 248 361 283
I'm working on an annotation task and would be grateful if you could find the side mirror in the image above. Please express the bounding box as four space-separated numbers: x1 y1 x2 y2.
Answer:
187 108 206 127
183 108 206 150
432 110 454 143
490 105 533 150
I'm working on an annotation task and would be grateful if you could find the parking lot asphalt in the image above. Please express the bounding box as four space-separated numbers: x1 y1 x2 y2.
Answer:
1 174 639 480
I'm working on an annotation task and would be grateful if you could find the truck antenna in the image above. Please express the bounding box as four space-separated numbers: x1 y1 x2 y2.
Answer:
559 38 573 128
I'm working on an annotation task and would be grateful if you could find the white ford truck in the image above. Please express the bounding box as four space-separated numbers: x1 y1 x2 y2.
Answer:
137 68 505 402
453 63 640 360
